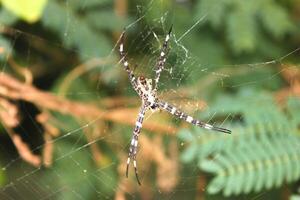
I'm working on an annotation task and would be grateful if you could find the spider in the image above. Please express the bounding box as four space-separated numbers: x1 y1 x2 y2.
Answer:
119 26 231 185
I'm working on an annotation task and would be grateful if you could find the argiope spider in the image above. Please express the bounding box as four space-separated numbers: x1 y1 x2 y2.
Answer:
119 26 231 185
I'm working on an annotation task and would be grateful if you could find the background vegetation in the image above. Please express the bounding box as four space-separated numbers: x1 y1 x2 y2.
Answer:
0 0 300 199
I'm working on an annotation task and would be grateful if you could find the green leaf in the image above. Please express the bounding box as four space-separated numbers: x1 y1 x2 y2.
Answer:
86 10 129 31
68 0 111 10
199 159 222 173
259 3 295 38
42 1 111 59
193 0 296 56
226 2 257 54
0 0 48 23
195 0 228 28
53 140 99 200
0 35 12 60
0 163 5 186
291 195 300 200
287 97 300 127
180 143 198 163
0 7 18 25
207 175 226 194
177 129 195 142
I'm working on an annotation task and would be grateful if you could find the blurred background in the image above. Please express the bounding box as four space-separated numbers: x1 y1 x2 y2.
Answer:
0 0 300 199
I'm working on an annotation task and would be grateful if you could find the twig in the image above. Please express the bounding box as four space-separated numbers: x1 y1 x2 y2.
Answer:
276 64 300 104
0 72 177 134
7 56 33 84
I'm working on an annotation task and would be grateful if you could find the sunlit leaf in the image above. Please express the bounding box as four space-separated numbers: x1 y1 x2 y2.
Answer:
0 0 48 23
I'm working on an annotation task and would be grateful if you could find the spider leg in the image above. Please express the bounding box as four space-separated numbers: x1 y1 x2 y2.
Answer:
126 105 146 185
119 30 138 90
154 25 173 91
158 101 231 134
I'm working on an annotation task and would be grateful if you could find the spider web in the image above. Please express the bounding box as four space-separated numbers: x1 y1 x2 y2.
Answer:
0 0 299 199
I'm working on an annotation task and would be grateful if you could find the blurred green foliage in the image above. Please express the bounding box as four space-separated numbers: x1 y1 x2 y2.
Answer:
179 91 300 196
0 0 300 199
196 0 295 54
0 164 5 186
42 0 120 59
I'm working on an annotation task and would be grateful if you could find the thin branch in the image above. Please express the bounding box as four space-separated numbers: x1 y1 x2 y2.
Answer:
0 73 177 134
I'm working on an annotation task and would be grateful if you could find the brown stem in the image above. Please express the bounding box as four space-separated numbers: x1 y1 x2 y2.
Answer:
0 73 177 134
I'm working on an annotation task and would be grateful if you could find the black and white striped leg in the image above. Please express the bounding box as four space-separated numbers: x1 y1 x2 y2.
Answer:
158 101 231 134
154 25 173 91
126 105 146 185
119 31 137 89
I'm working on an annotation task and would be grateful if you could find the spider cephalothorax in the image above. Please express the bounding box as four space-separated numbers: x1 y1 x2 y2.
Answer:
119 26 231 185
137 76 152 94
137 76 158 110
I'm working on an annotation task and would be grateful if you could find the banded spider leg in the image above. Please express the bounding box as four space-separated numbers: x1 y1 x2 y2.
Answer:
126 104 146 185
159 101 231 134
154 25 173 92
119 30 138 91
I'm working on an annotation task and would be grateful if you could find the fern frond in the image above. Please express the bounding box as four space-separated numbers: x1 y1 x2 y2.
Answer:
178 91 300 196
226 1 258 54
287 97 300 127
195 0 228 28
258 3 295 39
200 132 300 196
